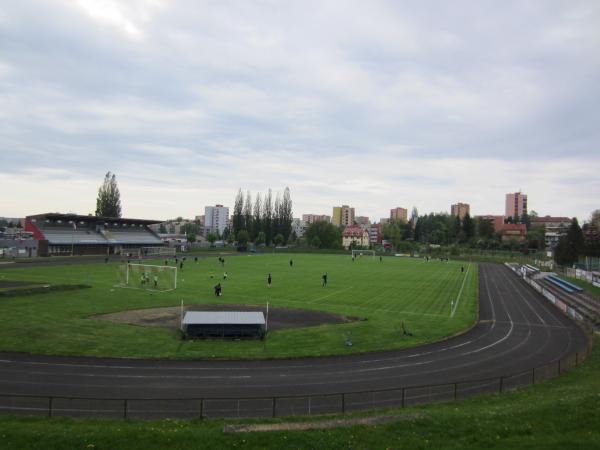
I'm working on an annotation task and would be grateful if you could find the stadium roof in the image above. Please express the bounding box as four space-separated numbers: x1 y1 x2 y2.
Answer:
27 213 161 225
183 311 265 325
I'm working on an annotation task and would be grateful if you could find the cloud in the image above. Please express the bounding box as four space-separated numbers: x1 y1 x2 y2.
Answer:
0 1 599 221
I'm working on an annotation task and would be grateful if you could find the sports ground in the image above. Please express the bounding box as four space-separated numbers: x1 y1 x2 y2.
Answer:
0 253 477 359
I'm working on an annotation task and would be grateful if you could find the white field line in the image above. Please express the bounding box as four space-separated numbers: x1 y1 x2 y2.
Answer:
450 264 470 318
309 286 353 303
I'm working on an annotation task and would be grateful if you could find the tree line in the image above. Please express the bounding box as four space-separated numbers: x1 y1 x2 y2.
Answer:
554 212 600 267
231 187 293 246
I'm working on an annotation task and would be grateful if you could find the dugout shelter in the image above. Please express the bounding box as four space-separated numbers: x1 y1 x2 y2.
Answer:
24 213 164 256
182 311 266 339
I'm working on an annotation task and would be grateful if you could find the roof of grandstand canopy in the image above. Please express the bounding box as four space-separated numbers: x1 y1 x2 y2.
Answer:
27 213 161 225
183 311 266 326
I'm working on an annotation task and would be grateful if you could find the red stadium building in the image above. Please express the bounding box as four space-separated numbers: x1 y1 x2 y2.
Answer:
24 213 164 256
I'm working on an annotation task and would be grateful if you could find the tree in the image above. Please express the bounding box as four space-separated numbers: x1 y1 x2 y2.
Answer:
477 218 494 239
554 218 585 266
187 233 196 243
462 213 475 241
255 231 266 245
95 172 122 217
263 189 273 245
232 189 244 237
243 191 253 240
311 236 321 248
590 209 600 229
305 221 341 249
274 233 284 246
237 230 249 247
206 232 218 246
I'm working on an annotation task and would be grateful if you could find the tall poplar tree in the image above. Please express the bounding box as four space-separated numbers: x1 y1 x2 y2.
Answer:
95 172 122 217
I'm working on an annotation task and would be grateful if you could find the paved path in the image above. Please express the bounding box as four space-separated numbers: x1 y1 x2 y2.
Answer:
0 263 589 418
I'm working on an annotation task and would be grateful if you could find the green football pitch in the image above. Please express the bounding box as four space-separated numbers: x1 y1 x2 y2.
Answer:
0 254 477 359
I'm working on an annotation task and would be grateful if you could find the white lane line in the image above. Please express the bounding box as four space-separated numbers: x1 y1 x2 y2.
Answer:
450 263 470 318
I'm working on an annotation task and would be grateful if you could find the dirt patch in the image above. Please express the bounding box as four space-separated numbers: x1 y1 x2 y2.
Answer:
94 304 358 332
223 413 425 433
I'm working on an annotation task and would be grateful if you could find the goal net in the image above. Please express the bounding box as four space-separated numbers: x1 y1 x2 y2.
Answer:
116 263 177 291
141 246 176 257
352 249 375 259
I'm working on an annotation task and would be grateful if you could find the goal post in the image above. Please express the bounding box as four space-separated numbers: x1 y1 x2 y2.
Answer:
141 246 176 257
352 249 375 259
116 263 177 291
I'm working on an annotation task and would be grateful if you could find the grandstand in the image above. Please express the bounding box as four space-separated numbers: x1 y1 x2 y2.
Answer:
24 213 164 256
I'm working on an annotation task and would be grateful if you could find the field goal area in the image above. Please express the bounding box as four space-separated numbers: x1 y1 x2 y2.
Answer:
352 249 375 259
141 246 176 257
116 263 177 291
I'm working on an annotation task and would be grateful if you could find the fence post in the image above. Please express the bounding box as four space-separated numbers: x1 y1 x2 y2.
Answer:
123 399 128 420
401 388 405 408
48 397 53 418
200 399 204 420
272 398 276 418
558 359 561 375
531 368 535 385
341 393 345 414
454 383 457 400
499 377 503 393
576 352 579 366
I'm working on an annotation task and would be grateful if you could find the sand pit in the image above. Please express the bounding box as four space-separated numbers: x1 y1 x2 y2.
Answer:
94 304 358 332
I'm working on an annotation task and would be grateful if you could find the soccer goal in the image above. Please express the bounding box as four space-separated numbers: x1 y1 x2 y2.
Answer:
352 249 375 259
141 246 176 257
116 263 177 291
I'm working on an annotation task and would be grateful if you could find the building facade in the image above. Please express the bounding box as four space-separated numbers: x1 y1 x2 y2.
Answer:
204 205 229 236
531 216 571 248
302 214 331 224
332 205 355 227
367 223 381 244
390 207 408 222
505 192 528 219
451 203 470 220
291 218 307 238
355 216 370 226
342 225 370 249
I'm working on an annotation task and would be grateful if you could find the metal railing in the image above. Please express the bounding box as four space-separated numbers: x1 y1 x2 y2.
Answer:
0 341 592 420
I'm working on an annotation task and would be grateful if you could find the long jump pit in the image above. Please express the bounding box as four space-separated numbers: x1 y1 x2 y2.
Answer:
94 304 358 332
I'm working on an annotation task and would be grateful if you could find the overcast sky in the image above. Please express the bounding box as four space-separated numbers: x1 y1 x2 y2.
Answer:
1 1 598 222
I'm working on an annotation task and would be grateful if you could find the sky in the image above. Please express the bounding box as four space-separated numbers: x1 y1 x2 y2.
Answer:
0 1 599 222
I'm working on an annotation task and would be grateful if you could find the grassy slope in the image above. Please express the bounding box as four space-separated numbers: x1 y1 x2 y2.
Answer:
0 337 597 450
0 254 477 359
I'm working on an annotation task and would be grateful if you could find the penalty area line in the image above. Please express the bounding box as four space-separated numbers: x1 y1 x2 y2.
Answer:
450 263 470 318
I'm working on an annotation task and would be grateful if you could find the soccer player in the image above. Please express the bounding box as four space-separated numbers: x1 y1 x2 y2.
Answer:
223 272 228 280
322 272 328 287
194 256 198 263
180 261 183 270
289 259 293 268
267 273 272 288
140 274 145 286
153 275 158 288
379 256 382 263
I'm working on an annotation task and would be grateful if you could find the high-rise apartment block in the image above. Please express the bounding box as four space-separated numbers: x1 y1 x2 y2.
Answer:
451 203 470 220
505 192 528 219
332 205 355 226
302 214 331 224
204 204 229 236
390 207 408 222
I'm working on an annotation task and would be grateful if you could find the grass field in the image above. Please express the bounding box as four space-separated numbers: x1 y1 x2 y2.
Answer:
0 336 597 449
0 254 477 359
